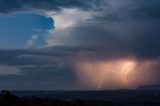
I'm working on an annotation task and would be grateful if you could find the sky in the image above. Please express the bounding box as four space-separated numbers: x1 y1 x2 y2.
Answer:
0 0 160 90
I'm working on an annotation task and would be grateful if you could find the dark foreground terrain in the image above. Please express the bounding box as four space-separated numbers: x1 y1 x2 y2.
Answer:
1 90 160 106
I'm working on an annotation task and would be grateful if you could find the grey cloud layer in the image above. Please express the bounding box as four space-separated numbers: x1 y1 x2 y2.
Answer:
0 47 81 90
0 0 100 14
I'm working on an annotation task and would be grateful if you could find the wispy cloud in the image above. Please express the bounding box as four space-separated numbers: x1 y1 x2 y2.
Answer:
0 65 21 75
26 35 39 47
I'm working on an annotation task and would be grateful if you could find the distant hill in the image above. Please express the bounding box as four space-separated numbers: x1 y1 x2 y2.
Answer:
137 85 160 90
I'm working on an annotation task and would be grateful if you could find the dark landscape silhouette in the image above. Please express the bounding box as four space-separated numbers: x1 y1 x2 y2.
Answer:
1 85 160 106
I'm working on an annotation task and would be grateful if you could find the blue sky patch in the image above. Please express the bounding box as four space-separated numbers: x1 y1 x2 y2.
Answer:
0 13 53 49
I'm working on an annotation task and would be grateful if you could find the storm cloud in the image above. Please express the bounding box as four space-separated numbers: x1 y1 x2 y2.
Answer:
0 0 160 89
0 0 100 14
45 0 160 59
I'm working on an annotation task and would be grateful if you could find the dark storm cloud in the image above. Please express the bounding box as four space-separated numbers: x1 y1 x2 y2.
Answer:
0 44 159 78
128 0 160 20
55 0 160 60
92 0 160 22
0 0 100 14
0 46 111 66
70 24 160 60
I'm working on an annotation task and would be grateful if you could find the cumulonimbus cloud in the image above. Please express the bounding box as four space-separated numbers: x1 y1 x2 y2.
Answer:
1 0 160 90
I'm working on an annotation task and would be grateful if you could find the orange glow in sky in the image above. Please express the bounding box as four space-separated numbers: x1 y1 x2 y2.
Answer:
72 58 159 90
